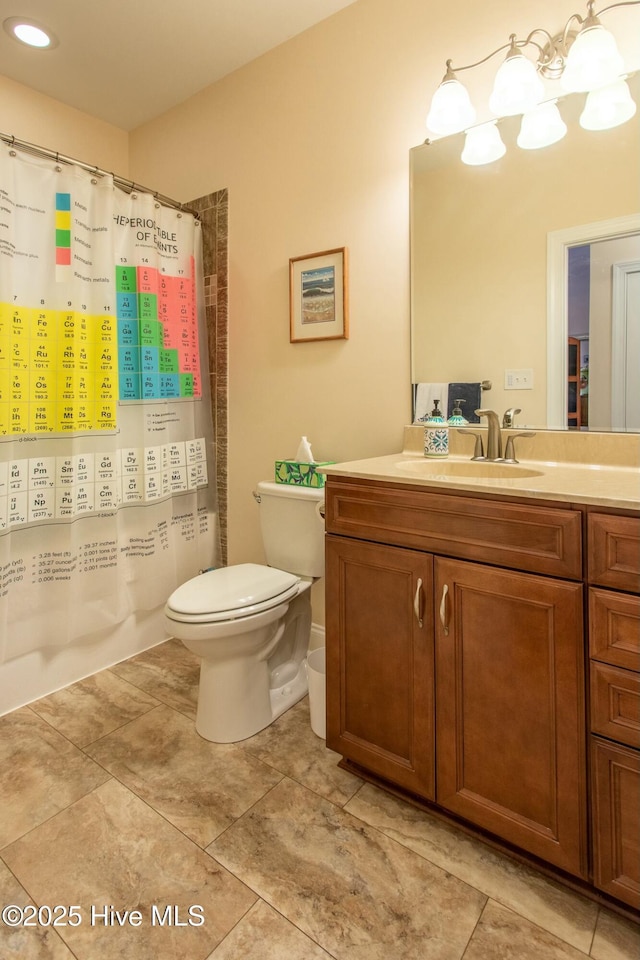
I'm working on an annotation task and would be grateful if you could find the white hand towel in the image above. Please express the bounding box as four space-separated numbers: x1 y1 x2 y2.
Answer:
413 383 448 423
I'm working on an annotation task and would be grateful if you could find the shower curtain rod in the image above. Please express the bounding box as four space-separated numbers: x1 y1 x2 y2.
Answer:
0 131 200 219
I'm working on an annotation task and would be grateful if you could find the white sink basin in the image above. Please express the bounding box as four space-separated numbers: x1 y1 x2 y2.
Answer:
395 459 544 480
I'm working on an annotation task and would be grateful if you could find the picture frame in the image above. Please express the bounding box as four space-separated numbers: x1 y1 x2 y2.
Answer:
289 247 349 343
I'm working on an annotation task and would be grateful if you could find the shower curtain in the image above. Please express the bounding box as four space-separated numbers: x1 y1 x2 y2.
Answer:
0 144 217 667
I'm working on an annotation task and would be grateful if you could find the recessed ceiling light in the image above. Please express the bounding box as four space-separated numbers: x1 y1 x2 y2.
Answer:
3 16 58 49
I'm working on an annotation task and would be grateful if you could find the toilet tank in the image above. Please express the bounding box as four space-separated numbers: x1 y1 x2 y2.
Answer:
256 480 325 578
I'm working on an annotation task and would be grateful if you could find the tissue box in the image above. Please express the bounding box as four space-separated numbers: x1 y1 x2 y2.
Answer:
274 460 334 487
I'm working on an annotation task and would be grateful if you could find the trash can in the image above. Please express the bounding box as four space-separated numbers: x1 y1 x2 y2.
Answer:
306 647 326 739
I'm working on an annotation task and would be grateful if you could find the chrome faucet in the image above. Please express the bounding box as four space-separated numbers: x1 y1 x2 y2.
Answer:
475 409 502 460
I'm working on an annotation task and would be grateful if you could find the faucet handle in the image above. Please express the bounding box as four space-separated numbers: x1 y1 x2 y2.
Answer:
502 407 522 428
457 429 485 460
502 431 535 463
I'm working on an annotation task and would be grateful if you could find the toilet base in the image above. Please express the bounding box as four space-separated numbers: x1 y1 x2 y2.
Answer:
194 654 308 743
191 588 312 743
269 658 308 722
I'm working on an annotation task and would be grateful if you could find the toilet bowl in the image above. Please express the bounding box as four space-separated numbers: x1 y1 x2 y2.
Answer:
164 481 325 742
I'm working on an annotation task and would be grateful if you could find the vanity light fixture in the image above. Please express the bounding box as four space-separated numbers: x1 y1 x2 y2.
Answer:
559 6 624 92
516 100 568 148
460 121 507 164
427 0 639 163
579 75 637 127
426 63 477 135
488 37 545 117
3 16 58 49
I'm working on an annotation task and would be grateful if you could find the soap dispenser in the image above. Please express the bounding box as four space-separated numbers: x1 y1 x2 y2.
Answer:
423 399 449 458
448 399 469 426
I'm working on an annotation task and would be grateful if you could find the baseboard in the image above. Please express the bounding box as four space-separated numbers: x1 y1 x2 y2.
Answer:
309 622 325 651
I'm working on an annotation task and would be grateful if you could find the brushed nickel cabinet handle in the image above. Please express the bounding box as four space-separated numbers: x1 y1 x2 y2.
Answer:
439 583 449 636
414 578 424 628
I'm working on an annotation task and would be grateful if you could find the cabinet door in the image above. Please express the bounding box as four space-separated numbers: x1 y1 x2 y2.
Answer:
435 557 587 877
326 535 434 797
591 737 640 910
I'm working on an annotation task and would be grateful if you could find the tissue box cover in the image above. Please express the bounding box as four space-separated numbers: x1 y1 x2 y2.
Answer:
274 460 334 487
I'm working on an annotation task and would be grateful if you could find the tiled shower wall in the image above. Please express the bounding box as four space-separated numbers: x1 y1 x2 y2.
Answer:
188 189 229 565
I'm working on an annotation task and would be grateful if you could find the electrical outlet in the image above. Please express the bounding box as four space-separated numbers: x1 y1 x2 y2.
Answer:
504 368 533 390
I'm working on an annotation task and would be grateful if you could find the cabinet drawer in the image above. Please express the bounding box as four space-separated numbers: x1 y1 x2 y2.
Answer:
589 587 640 671
590 662 640 749
588 513 640 593
325 479 582 579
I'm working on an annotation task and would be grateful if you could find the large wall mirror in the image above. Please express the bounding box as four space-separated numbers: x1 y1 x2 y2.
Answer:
410 74 640 432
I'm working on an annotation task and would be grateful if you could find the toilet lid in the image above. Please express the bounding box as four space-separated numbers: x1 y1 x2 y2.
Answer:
166 563 300 620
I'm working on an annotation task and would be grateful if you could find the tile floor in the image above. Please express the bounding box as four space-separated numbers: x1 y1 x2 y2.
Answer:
1 638 638 960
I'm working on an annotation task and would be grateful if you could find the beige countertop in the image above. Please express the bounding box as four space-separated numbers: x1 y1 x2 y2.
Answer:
321 427 640 510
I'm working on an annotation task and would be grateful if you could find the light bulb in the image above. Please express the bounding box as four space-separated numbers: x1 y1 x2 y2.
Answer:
561 23 624 92
580 78 637 129
461 122 506 165
427 78 476 136
14 23 50 46
489 53 544 116
517 101 567 149
3 17 58 49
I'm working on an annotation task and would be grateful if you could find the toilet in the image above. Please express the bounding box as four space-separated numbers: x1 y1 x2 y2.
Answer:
164 481 325 742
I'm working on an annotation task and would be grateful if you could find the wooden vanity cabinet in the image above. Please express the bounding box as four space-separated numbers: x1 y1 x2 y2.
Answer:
325 477 587 880
588 512 640 910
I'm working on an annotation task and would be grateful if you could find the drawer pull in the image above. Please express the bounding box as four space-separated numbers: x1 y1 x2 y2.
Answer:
440 583 450 636
414 578 424 628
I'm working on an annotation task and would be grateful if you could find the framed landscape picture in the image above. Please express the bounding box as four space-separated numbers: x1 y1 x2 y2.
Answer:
289 247 349 343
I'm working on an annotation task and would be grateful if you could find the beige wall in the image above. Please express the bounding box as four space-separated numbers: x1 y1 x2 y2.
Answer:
0 74 128 175
125 1 550 588
2 0 638 629
125 0 639 625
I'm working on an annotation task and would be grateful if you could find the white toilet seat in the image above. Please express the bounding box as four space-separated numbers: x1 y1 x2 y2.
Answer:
165 562 301 624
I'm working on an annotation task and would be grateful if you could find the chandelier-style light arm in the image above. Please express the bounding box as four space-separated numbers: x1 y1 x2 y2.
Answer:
520 28 558 65
441 0 639 80
426 0 639 146
561 0 640 46
558 12 588 56
595 1 640 17
444 36 527 77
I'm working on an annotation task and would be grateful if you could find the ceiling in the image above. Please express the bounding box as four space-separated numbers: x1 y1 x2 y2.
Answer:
0 0 357 131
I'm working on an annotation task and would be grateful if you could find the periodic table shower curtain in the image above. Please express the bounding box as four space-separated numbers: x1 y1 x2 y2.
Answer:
0 142 218 665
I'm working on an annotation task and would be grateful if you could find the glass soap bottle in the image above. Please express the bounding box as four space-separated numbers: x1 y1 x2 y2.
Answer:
423 399 449 458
